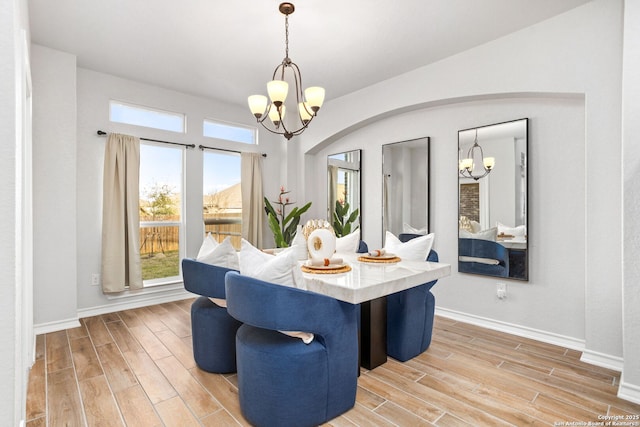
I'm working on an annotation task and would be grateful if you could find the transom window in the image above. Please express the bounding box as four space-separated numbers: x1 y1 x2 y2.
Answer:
110 100 186 133
203 119 256 144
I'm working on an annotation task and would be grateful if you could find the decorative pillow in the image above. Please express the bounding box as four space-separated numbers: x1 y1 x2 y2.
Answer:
459 227 497 242
384 231 435 262
196 232 218 259
402 223 427 235
470 220 482 234
335 229 360 253
196 235 240 270
239 239 304 287
239 239 312 343
496 222 526 237
458 256 500 265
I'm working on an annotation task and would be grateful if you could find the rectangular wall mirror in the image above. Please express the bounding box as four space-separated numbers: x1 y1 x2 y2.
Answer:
458 118 528 280
327 150 361 237
382 137 430 240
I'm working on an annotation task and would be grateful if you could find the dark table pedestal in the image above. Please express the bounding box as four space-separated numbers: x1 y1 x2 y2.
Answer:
360 297 387 370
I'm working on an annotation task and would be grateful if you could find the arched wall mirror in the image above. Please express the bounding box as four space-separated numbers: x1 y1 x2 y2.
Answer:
458 118 528 281
327 150 361 237
382 137 430 240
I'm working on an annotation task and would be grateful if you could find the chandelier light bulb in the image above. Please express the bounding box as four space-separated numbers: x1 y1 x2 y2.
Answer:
304 86 325 112
483 157 496 170
299 102 313 123
248 95 268 119
267 80 289 106
268 104 285 126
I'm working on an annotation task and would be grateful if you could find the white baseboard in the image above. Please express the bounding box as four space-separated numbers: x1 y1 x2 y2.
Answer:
33 317 81 335
580 349 624 372
77 287 193 319
618 378 640 405
33 287 194 334
435 307 586 352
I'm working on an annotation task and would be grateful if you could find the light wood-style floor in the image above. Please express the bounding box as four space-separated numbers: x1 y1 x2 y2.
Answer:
26 298 640 426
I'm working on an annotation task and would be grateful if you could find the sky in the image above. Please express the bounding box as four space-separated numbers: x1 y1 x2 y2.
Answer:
140 144 241 198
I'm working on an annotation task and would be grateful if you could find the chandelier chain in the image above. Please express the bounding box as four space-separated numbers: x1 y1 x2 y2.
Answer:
285 14 289 60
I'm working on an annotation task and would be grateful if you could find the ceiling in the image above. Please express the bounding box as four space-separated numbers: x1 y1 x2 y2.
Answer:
28 0 591 108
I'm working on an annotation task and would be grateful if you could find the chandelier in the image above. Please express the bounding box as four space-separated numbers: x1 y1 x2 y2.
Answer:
247 2 325 140
459 129 495 181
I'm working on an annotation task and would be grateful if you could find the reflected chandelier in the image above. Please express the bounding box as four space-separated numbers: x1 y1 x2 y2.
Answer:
459 129 495 181
247 2 325 140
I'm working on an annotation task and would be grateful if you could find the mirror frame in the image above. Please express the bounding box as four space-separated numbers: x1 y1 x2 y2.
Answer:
327 149 362 236
458 118 529 281
382 137 431 243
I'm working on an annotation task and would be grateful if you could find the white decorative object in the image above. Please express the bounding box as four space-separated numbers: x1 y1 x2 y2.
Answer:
291 224 308 260
307 228 336 261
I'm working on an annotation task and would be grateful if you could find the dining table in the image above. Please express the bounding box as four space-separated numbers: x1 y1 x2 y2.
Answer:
300 252 451 370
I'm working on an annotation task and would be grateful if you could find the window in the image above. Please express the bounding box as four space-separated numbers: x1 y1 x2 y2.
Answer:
203 119 256 144
110 100 185 133
139 143 183 285
203 150 242 249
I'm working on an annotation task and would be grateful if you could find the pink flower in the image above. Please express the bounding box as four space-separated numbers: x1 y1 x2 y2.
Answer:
285 197 290 203
280 185 285 192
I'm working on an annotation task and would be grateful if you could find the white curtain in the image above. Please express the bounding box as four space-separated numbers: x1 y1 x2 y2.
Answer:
241 152 264 248
101 133 142 293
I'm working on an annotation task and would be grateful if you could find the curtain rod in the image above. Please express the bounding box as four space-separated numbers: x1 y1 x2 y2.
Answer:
198 144 266 157
97 130 266 157
97 130 195 149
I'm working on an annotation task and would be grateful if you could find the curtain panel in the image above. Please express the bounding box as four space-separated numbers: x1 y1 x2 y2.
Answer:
101 133 142 293
241 152 264 248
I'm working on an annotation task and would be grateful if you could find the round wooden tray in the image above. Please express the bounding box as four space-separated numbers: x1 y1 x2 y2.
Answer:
357 256 402 264
301 264 352 274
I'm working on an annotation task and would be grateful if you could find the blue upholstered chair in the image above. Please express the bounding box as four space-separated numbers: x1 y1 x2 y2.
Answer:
225 272 359 427
458 238 509 278
385 233 439 362
181 258 241 373
358 240 369 253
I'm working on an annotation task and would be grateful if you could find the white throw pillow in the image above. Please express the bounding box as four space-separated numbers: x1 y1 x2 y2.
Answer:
239 239 303 287
239 239 311 343
459 227 498 242
458 256 500 265
384 231 435 261
196 232 218 259
335 229 361 253
496 221 527 237
196 235 240 270
402 223 428 235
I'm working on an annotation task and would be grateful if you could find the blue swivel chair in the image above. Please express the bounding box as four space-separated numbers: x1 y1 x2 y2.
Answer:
181 258 241 373
386 233 440 362
458 238 509 278
225 272 359 427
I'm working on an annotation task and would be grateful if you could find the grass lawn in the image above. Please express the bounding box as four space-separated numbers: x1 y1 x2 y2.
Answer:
141 250 180 281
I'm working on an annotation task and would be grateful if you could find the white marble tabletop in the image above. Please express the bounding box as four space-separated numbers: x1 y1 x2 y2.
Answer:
301 252 451 304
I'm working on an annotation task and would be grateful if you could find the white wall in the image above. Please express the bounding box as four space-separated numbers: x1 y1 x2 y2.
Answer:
301 0 624 368
621 0 640 404
31 45 79 328
312 97 586 342
1 0 32 424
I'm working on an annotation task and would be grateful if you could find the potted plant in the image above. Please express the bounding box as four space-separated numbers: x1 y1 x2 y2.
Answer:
264 187 312 247
332 200 359 237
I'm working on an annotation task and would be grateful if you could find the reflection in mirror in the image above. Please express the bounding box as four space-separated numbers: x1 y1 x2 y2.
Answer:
458 118 528 280
382 137 430 240
327 150 361 237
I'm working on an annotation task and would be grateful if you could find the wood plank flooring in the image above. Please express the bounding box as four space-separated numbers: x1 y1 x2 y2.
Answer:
26 299 640 426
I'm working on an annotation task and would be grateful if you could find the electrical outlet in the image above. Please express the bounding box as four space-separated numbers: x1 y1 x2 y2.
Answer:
91 273 101 286
496 282 507 299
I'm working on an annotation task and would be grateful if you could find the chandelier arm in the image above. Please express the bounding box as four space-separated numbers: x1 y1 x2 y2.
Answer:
289 61 304 102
